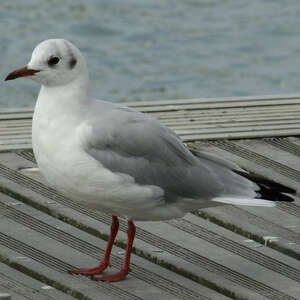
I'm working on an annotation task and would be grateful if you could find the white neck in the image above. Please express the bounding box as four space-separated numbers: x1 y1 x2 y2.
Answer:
36 72 91 115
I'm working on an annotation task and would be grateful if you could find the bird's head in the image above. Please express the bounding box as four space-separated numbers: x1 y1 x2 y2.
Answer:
5 39 87 87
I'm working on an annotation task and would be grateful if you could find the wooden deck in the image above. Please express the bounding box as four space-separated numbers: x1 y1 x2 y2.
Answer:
0 95 300 300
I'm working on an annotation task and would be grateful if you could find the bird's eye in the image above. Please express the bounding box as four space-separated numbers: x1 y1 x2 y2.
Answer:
48 56 60 66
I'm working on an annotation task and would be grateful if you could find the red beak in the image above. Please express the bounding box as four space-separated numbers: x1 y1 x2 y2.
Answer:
5 66 40 81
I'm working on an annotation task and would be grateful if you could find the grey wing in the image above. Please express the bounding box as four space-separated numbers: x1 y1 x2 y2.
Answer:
189 148 244 172
85 106 227 202
83 102 290 211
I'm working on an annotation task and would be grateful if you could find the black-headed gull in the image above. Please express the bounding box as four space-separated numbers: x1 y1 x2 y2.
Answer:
5 39 295 282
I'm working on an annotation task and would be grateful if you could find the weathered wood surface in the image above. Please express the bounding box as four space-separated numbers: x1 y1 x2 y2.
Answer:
1 94 300 151
0 95 300 300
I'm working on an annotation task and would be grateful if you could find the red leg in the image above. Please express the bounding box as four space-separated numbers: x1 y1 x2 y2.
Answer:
93 220 136 282
70 216 119 276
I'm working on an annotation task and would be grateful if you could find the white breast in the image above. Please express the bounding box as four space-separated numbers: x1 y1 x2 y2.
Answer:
32 103 166 219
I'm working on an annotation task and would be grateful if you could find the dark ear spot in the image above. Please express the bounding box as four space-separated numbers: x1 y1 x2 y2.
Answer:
69 57 77 69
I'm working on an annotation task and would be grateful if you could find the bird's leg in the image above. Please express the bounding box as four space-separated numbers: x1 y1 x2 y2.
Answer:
93 220 136 282
70 215 119 276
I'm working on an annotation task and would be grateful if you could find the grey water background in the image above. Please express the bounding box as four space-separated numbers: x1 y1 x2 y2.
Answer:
1 0 300 108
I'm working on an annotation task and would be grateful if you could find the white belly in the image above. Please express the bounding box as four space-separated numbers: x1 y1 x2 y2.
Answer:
32 113 167 220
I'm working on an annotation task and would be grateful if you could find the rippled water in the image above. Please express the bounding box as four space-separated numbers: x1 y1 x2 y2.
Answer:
1 0 300 108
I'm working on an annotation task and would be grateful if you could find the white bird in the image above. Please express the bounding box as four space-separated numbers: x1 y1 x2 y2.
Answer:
5 39 295 282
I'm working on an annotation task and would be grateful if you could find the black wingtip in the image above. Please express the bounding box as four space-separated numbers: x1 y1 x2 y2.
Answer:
234 170 296 203
235 170 296 194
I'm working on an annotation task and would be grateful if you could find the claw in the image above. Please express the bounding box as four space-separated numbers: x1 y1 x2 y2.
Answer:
69 217 136 283
92 269 129 282
69 216 119 277
69 261 110 276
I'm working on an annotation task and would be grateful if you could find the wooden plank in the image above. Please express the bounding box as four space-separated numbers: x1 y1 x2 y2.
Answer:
165 119 300 130
0 95 299 151
0 113 33 121
0 124 31 130
1 111 300 130
0 201 207 300
0 262 75 300
151 104 300 115
0 138 32 144
0 236 140 300
0 144 32 152
0 120 32 126
181 128 300 142
2 101 300 117
0 97 299 298
234 139 300 173
191 139 300 253
194 139 300 191
125 93 300 107
3 97 300 119
137 100 300 113
157 108 300 117
157 111 300 122
265 137 300 157
1 116 299 129
176 123 300 136
1 152 299 299
2 94 300 112
162 118 300 128
1 118 300 135
0 129 31 135
3 129 300 149
0 107 33 114
1 124 299 149
0 153 232 299
1 129 300 148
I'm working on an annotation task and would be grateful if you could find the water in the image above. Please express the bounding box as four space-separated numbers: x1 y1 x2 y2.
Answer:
1 0 300 108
